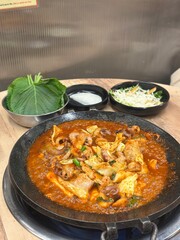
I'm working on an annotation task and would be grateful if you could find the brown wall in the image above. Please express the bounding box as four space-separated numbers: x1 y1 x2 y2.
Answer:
1 0 180 90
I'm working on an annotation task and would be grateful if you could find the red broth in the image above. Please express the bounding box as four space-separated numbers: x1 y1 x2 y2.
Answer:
27 119 170 214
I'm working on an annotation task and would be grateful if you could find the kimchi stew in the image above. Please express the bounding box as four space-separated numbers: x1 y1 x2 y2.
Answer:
27 119 170 214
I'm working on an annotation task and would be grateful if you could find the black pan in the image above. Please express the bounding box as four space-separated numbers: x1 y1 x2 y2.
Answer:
7 111 180 240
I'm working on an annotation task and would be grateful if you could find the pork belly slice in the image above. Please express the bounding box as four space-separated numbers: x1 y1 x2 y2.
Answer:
58 173 94 200
46 172 73 197
71 173 94 194
124 140 144 165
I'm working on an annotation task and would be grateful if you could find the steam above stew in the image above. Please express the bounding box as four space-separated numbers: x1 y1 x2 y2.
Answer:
27 119 170 214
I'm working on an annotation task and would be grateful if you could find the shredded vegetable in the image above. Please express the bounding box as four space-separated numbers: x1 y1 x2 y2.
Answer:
109 84 163 108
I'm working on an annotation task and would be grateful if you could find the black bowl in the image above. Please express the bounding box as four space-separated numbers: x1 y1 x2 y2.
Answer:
109 81 170 116
66 84 108 111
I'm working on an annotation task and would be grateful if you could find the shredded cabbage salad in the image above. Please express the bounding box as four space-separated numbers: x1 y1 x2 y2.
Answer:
109 84 163 108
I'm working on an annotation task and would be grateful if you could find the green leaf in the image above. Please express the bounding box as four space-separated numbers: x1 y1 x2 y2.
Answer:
6 73 66 115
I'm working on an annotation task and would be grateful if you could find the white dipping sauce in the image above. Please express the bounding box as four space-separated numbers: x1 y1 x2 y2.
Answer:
70 92 102 105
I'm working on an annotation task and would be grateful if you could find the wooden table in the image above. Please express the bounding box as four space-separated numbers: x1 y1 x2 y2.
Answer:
0 78 180 240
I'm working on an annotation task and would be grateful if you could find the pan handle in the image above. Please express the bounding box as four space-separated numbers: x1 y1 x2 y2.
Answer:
139 218 158 240
100 223 118 240
100 220 158 240
150 222 158 240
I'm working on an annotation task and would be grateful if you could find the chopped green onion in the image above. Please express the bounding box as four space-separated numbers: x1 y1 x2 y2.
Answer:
81 145 87 152
154 90 163 98
128 195 140 207
73 158 81 167
110 173 116 180
109 160 116 166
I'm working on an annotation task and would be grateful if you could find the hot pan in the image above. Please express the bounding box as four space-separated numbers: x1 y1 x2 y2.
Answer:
7 111 180 240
